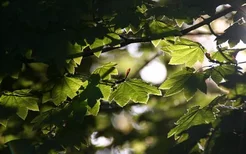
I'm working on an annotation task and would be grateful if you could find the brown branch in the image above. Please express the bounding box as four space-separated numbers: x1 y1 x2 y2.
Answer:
67 6 235 59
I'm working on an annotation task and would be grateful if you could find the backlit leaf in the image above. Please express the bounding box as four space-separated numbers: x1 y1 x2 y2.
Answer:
211 50 235 63
161 37 205 67
149 20 180 38
168 106 215 138
0 90 39 120
90 33 121 57
92 62 118 80
87 100 101 116
43 77 83 105
79 74 111 115
109 79 161 107
160 69 207 100
206 65 240 83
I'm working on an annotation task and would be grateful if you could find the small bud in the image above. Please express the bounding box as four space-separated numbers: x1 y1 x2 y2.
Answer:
205 52 211 59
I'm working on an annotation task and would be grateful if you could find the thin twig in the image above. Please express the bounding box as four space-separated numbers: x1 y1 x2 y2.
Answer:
238 61 246 64
200 16 219 37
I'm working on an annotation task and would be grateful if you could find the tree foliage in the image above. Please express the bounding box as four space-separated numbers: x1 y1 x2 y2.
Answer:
1 0 246 153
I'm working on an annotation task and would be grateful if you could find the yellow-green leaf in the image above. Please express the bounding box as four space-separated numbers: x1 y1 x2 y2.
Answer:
109 79 161 107
92 62 118 80
161 38 205 67
0 90 39 120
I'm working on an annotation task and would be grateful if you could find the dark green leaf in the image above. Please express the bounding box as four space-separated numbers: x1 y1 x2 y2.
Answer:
168 106 215 138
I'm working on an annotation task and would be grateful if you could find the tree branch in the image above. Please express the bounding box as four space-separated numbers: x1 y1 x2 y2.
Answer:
67 7 235 59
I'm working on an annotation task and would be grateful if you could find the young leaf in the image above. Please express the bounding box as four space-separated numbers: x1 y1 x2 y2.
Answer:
0 90 39 120
109 79 161 107
161 37 205 67
168 106 215 138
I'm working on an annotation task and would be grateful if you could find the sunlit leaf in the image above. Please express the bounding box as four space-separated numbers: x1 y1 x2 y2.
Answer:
87 100 101 116
79 74 111 115
90 33 121 57
149 20 180 38
43 77 83 105
161 37 205 67
0 90 39 120
92 62 118 80
151 39 162 47
137 4 148 14
109 79 161 107
160 69 207 100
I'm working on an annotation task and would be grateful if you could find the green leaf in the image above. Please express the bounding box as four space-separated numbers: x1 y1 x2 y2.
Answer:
228 83 246 99
149 20 180 38
66 59 77 74
175 19 185 27
160 70 193 95
79 74 111 116
160 69 207 100
211 50 235 63
168 106 215 138
43 77 83 105
0 90 39 120
92 62 118 80
151 39 162 47
206 65 239 83
109 79 161 107
86 100 101 116
98 84 111 101
17 107 28 120
73 57 83 65
93 51 102 58
161 37 205 67
137 4 148 14
0 119 7 127
90 33 121 57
